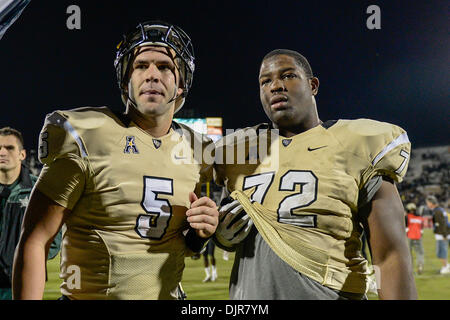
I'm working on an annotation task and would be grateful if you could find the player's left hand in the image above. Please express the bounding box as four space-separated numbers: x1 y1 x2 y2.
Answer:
186 192 219 239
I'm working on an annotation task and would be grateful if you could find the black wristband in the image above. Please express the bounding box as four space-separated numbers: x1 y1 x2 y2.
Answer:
185 227 209 253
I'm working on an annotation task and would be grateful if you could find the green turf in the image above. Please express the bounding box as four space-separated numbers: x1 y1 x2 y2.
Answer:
44 228 450 300
366 228 450 300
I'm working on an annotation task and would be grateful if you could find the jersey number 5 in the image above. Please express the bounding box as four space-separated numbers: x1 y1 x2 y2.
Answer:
243 170 318 228
135 176 173 240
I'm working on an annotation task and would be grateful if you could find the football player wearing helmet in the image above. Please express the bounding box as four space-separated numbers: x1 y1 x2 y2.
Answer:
214 49 417 299
12 21 219 300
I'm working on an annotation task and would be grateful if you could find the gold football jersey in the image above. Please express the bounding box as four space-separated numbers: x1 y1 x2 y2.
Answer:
36 106 213 299
215 119 411 294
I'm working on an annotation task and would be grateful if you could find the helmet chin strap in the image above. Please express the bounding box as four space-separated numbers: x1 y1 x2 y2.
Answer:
167 60 182 104
167 86 179 104
125 81 139 110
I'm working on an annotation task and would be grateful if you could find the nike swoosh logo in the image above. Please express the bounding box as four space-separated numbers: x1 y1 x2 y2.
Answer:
307 145 327 151
174 155 187 160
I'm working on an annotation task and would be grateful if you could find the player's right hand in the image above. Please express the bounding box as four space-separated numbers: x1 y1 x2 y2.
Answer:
215 197 254 247
186 192 219 239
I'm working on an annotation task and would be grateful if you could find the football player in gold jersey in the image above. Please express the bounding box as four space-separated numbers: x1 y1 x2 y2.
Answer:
214 49 417 299
12 21 219 300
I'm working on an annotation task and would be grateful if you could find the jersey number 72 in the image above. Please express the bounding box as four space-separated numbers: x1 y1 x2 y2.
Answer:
243 170 318 228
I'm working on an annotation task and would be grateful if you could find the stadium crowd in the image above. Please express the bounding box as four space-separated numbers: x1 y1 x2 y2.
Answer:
398 148 449 216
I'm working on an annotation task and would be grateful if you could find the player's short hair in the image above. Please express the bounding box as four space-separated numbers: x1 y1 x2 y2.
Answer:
262 49 314 78
0 127 24 149
426 195 439 205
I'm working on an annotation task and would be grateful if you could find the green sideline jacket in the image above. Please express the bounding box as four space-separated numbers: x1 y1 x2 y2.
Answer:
0 165 62 287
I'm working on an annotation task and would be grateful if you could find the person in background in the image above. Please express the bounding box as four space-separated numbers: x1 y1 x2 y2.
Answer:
202 240 217 282
426 195 449 274
0 127 60 299
405 202 425 275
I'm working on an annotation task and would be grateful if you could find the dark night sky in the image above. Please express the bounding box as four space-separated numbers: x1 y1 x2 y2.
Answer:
0 0 448 152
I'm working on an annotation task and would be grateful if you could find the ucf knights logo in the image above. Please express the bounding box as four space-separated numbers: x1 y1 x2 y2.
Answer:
124 136 139 154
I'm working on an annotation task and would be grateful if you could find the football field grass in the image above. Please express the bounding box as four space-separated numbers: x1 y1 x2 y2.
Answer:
43 228 450 300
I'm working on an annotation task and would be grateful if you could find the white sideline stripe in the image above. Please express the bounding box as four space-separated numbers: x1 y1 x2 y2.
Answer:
372 132 409 166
